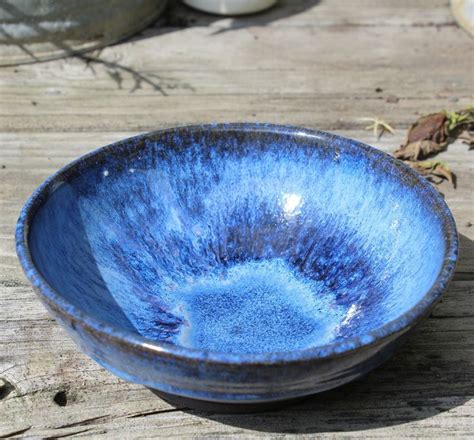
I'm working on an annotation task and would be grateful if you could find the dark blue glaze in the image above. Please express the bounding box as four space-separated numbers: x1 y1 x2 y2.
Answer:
16 124 458 408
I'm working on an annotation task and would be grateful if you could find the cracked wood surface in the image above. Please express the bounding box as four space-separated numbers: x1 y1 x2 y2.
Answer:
0 0 473 438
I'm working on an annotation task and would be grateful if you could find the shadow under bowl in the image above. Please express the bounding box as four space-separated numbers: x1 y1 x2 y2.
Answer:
16 124 458 412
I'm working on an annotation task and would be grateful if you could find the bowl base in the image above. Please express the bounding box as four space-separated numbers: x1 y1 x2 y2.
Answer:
152 389 309 413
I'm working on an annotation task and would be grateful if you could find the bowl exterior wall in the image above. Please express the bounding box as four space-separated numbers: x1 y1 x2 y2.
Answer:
43 294 408 403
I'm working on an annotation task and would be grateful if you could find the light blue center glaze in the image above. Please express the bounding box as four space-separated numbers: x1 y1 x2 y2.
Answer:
174 259 345 353
28 129 447 355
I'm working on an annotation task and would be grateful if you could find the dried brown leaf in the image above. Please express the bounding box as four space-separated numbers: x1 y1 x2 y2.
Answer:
408 160 456 188
391 107 474 191
458 129 474 148
431 164 456 187
394 140 446 161
405 112 448 145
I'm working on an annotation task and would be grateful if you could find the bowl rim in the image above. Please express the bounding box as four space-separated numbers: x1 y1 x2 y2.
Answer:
15 123 459 365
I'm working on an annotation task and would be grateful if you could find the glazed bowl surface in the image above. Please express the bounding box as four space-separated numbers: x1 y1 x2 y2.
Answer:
16 124 457 410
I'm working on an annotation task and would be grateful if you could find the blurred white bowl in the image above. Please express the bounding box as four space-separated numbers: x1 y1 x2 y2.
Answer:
183 0 277 15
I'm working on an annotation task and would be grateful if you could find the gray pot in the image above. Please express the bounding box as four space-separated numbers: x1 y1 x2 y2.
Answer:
0 0 168 66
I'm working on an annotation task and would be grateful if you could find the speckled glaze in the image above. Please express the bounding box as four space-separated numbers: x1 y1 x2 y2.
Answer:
16 124 458 411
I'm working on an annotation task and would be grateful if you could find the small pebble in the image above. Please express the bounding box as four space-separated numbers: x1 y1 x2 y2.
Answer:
375 87 383 93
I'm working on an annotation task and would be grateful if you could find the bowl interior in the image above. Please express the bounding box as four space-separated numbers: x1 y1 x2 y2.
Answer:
28 127 448 355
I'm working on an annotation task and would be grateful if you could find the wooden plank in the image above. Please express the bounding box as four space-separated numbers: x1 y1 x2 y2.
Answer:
1 99 473 134
1 279 473 437
0 19 471 133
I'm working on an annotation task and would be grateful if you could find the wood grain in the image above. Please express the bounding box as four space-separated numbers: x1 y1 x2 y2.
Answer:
0 0 473 437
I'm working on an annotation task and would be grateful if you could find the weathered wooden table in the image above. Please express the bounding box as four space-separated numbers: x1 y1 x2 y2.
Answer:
1 1 473 437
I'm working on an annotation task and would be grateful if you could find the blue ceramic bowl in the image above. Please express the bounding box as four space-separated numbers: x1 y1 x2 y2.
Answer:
16 124 458 412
